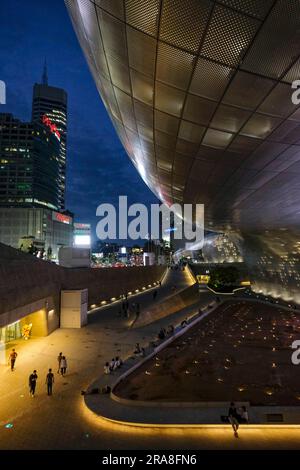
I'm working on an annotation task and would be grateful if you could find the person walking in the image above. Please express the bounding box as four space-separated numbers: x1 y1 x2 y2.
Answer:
29 370 38 397
46 368 54 396
60 356 67 376
136 303 140 319
228 402 240 438
9 349 18 371
57 352 63 374
239 406 249 424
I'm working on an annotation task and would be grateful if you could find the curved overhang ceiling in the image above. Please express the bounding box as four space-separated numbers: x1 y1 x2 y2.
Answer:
65 0 300 232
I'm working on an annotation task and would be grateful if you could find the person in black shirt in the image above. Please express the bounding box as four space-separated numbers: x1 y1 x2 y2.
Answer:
29 370 38 397
46 368 54 396
9 349 18 371
228 402 240 437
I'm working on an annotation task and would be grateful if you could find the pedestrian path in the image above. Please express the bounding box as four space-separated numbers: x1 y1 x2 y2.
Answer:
2 269 299 449
0 265 215 449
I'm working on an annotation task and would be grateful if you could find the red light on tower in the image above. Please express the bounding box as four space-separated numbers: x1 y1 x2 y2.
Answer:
42 114 61 141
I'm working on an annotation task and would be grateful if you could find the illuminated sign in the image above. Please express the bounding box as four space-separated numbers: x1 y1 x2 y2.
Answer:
74 234 91 247
240 280 251 286
196 274 210 284
42 114 61 141
74 223 90 230
52 211 72 225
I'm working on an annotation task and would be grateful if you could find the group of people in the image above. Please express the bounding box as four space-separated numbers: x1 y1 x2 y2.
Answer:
104 356 123 374
28 369 55 397
134 343 145 357
228 402 249 437
57 352 68 376
29 352 68 397
157 324 175 340
8 348 68 397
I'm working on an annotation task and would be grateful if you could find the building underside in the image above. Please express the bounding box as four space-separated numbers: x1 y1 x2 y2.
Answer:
65 0 300 302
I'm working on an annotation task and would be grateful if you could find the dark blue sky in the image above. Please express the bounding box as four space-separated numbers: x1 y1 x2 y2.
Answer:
0 0 158 244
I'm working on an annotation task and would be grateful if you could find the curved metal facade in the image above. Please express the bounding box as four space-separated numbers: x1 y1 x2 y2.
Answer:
65 0 300 232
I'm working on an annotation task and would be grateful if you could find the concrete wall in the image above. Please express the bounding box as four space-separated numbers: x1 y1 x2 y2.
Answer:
133 283 199 328
0 243 166 327
21 309 48 337
60 290 88 328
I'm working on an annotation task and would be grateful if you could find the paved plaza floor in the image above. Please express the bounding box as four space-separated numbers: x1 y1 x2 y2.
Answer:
1 268 300 449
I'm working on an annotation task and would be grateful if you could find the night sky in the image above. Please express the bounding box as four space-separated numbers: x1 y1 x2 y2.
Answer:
0 0 158 244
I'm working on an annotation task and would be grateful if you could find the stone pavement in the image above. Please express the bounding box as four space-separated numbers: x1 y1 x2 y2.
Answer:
1 268 300 449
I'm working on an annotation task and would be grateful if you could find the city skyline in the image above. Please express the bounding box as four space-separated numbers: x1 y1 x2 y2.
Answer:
1 0 300 459
0 0 158 244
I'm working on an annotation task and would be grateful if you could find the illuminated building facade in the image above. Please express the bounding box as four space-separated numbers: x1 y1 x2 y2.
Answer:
0 113 60 210
32 64 68 210
242 231 300 304
73 222 91 247
66 0 300 302
0 207 73 260
203 233 243 263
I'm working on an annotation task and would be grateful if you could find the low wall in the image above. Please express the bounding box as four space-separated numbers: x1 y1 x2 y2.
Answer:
0 243 166 324
133 283 199 328
61 265 165 309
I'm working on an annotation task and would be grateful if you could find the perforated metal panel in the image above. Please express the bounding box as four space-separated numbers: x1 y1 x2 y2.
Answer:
228 135 261 154
106 55 131 93
66 0 300 232
137 123 153 142
218 0 274 20
223 71 275 110
155 82 185 117
242 0 300 79
200 4 260 67
211 105 251 133
202 128 233 149
94 0 124 20
178 121 206 144
267 120 300 145
283 59 300 84
114 87 137 132
183 94 217 125
240 113 282 139
190 57 234 100
155 130 177 150
130 69 154 105
100 10 127 63
154 110 180 136
125 0 160 36
176 138 200 156
173 153 193 176
160 0 212 53
127 26 156 77
156 42 195 91
258 83 300 118
134 100 153 127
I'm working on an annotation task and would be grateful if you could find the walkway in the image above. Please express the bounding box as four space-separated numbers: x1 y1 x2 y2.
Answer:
1 270 300 449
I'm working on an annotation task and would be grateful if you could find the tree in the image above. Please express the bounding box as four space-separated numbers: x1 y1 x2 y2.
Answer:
208 266 239 289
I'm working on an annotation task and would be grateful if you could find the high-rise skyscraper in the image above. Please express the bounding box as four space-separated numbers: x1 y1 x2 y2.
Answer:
0 113 60 209
32 63 67 210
